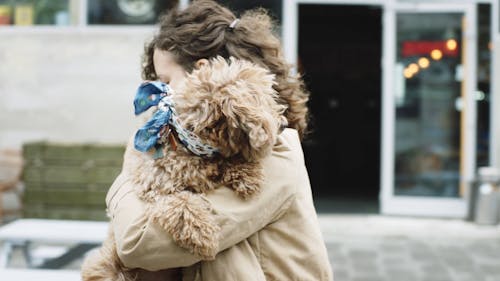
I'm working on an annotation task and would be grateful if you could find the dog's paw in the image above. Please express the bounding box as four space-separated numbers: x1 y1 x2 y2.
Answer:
223 162 262 199
149 191 220 260
231 179 260 199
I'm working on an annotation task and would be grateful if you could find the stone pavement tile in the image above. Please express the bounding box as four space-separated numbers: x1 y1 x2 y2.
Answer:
328 248 347 260
382 256 412 266
379 242 408 253
333 269 349 281
478 264 500 276
408 245 438 260
378 236 411 245
407 240 433 250
470 248 500 260
348 249 378 259
442 257 477 273
384 269 418 281
319 215 500 281
437 246 469 258
444 264 478 275
381 249 411 259
466 240 500 258
466 239 500 249
351 275 384 281
329 255 349 266
328 249 347 259
420 275 453 281
420 264 451 276
410 252 442 267
326 242 344 259
382 257 416 274
326 242 343 251
332 264 348 272
351 260 379 275
454 272 486 281
380 235 411 242
410 250 440 262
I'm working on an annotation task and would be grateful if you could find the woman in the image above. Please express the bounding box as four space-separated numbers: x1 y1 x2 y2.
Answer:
106 1 333 280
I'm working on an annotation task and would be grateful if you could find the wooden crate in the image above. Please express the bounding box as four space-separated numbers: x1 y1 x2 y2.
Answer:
22 142 125 221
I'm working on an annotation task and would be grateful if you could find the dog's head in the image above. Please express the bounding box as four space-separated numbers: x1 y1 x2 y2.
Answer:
173 57 286 161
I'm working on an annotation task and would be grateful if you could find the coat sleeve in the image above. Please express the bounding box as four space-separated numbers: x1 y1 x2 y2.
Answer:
106 130 301 271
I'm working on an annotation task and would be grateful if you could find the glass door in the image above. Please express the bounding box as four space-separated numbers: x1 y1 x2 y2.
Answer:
381 2 477 217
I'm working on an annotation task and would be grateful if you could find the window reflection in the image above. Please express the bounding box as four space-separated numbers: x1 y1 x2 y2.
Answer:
394 13 463 197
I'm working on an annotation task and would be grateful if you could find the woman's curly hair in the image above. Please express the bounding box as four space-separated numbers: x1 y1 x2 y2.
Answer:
142 0 309 139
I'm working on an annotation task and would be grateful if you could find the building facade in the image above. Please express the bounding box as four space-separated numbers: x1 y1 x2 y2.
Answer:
0 0 498 218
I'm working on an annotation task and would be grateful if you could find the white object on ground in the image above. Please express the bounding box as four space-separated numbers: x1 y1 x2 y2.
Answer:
0 219 108 268
0 268 81 281
0 219 108 244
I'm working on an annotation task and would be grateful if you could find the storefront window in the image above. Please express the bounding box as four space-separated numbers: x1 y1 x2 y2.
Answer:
394 13 463 197
0 0 282 27
87 0 176 25
0 0 70 26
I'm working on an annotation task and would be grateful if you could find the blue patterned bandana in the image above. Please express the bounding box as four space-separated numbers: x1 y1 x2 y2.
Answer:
133 81 219 159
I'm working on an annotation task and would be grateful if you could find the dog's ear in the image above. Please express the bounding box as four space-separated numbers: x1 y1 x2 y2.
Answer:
219 89 279 160
175 57 286 160
214 58 285 160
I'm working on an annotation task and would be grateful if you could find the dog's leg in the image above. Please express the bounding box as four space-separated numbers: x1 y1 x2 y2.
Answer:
81 229 137 281
146 191 221 260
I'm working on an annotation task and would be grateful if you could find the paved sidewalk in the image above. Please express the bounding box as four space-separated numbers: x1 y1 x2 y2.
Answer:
319 215 500 281
3 215 500 281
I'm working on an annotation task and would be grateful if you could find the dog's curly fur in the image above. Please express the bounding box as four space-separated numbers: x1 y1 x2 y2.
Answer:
81 57 285 280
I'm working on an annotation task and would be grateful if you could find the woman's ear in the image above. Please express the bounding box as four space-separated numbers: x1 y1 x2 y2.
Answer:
195 58 209 69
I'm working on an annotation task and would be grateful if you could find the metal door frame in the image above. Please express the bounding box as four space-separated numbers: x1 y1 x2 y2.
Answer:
283 0 478 218
381 2 477 217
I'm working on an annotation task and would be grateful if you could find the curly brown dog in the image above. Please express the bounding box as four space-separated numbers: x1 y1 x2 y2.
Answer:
81 57 285 281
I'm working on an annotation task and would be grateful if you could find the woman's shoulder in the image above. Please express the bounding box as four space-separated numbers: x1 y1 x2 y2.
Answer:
271 128 304 165
277 128 300 145
257 128 304 198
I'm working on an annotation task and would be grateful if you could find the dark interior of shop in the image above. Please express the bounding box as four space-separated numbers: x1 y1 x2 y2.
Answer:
298 5 382 211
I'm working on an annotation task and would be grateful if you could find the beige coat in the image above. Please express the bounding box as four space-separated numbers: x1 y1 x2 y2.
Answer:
106 128 333 281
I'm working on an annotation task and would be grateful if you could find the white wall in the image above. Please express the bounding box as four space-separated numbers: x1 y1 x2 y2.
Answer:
0 29 155 149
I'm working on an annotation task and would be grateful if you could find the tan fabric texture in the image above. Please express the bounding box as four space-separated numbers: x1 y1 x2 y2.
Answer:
106 129 333 281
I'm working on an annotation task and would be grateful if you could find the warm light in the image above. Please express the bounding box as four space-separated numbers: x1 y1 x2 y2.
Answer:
446 39 457 51
403 68 413 79
488 41 492 50
403 63 420 79
418 57 430 69
430 49 443 60
408 63 419 74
